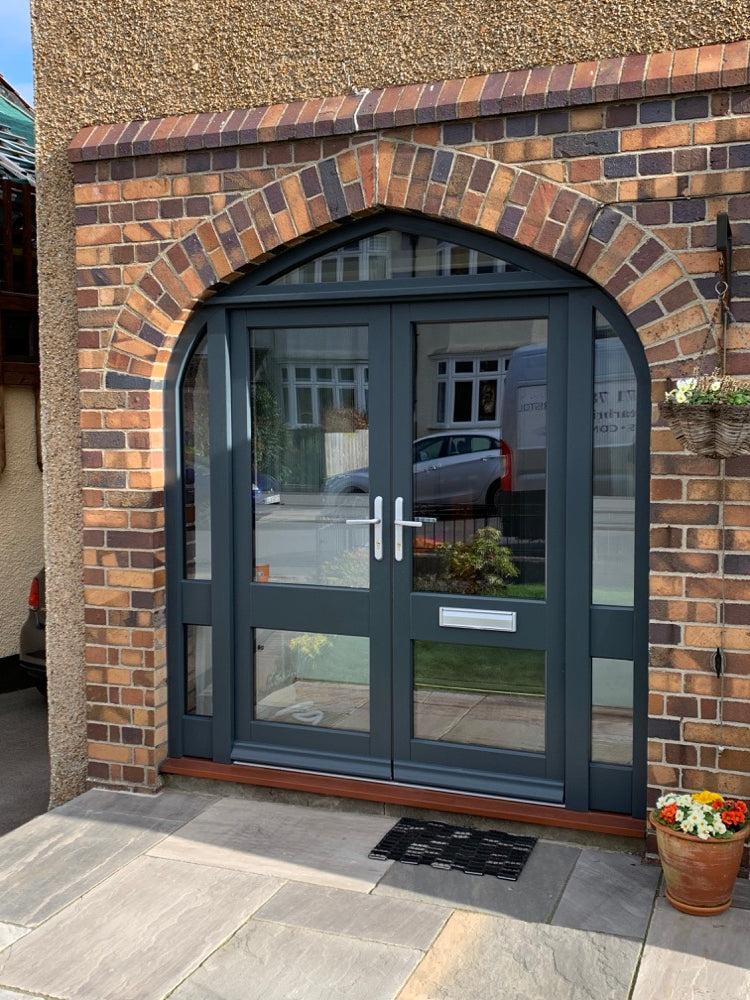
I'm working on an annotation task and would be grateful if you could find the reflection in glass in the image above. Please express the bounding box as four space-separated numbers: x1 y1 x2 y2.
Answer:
413 641 545 751
182 336 211 579
591 657 633 764
270 230 526 285
413 319 547 600
592 315 636 607
251 326 370 588
254 629 369 732
186 624 212 716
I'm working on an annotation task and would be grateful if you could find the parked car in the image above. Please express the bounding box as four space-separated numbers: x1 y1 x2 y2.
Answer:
19 569 45 693
324 432 505 512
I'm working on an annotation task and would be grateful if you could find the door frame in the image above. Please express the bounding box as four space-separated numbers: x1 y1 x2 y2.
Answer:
164 212 650 817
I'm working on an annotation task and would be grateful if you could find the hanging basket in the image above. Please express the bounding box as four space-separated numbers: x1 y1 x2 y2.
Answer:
659 401 750 458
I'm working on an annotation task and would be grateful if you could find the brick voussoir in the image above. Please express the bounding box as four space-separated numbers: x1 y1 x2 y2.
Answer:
68 41 743 163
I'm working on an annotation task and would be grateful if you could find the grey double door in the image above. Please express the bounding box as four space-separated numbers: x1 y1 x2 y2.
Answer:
229 295 570 803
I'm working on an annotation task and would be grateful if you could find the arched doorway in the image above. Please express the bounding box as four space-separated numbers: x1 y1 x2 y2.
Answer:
166 214 650 817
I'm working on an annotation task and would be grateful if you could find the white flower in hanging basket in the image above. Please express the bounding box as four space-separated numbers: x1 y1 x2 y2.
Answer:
660 370 750 458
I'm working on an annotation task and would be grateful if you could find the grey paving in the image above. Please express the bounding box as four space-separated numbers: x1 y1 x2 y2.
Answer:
148 796 395 891
632 895 750 1000
0 788 749 1000
169 919 424 1000
254 881 450 949
398 909 642 1000
0 789 210 926
552 847 661 939
374 839 581 921
0 688 49 836
0 856 281 1000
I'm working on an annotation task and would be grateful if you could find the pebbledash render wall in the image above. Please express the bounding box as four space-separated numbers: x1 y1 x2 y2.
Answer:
63 42 750 831
32 0 750 810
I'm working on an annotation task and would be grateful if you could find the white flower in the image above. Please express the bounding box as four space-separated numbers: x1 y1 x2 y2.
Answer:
709 379 721 391
673 390 687 403
676 377 697 391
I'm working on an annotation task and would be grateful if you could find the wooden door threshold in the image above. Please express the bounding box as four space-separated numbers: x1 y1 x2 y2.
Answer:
161 757 645 838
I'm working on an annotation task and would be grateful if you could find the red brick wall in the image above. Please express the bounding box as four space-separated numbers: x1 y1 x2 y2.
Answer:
68 43 750 820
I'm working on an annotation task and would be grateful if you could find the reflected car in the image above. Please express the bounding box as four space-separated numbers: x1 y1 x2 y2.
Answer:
19 569 46 693
324 432 505 511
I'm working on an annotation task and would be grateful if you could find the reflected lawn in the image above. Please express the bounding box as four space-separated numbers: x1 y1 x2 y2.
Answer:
414 641 545 697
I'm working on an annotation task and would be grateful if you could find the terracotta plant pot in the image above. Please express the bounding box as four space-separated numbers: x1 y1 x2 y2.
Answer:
650 815 749 916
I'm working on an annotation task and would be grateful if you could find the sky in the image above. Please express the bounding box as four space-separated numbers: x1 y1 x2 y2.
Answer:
0 0 33 105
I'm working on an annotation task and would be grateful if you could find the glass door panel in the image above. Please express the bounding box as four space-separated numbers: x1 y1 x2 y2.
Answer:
250 325 370 588
392 300 565 801
232 306 391 777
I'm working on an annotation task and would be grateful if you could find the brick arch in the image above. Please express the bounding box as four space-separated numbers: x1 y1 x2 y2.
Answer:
106 138 708 383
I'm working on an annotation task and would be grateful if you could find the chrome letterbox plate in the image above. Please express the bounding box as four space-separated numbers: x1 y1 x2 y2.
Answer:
439 607 517 632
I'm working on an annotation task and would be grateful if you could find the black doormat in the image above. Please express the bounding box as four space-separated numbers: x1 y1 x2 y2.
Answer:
369 818 536 880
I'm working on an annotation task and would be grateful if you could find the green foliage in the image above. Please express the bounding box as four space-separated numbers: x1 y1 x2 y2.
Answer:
415 526 519 596
252 380 287 479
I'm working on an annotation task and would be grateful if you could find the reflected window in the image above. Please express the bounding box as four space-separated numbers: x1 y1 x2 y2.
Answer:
182 336 211 580
592 314 636 607
270 230 526 285
254 629 369 732
591 657 633 764
413 319 547 599
186 624 212 716
251 325 370 588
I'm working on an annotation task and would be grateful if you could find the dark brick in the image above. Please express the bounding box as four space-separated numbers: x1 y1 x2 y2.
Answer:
537 110 569 134
468 158 495 194
75 205 99 226
730 91 750 114
710 147 728 170
442 121 474 145
474 119 505 141
672 199 706 223
636 202 670 225
431 149 453 183
111 159 135 180
264 182 286 214
725 554 750 575
81 430 126 450
631 237 664 273
640 99 673 123
506 114 536 137
604 155 636 178
630 300 663 326
497 204 523 238
105 372 151 390
674 147 707 172
211 148 238 170
606 103 638 128
674 95 709 120
553 131 619 158
729 145 750 168
186 196 211 216
590 206 622 242
647 717 682 740
160 199 184 219
639 151 672 175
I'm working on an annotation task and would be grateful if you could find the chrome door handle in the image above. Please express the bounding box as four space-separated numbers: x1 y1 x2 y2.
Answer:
426 464 440 470
394 496 422 562
345 495 382 560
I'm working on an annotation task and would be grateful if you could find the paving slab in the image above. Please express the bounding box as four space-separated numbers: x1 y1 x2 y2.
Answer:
398 910 641 1000
0 990 46 1000
169 919 423 1000
0 856 282 1000
552 848 660 939
373 840 580 921
254 881 450 949
148 796 395 891
731 878 750 910
631 895 750 1000
0 927 27 954
0 790 211 926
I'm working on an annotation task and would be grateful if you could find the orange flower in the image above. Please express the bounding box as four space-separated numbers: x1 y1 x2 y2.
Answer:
659 803 678 824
